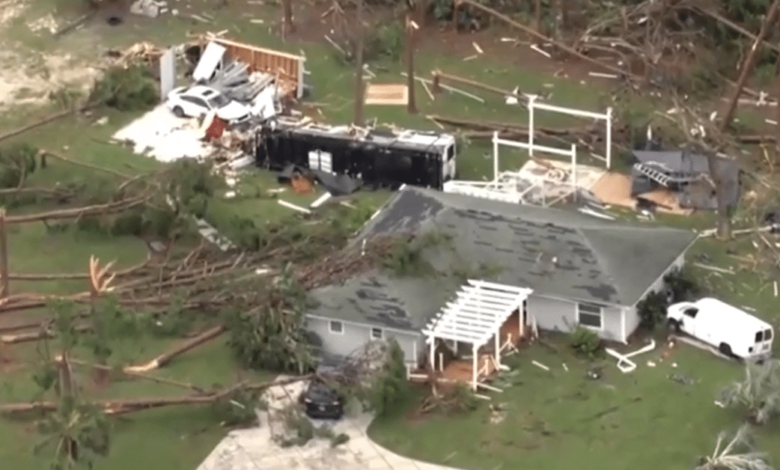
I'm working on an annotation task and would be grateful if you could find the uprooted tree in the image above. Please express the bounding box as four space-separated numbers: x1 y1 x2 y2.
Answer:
718 359 780 425
696 425 773 470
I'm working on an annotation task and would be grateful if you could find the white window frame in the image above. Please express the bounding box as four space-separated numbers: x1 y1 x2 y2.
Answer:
370 327 384 340
577 302 603 330
329 320 344 335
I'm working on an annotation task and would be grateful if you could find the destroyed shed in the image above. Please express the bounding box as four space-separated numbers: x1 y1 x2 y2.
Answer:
190 38 306 113
631 149 741 211
306 186 697 370
256 118 458 190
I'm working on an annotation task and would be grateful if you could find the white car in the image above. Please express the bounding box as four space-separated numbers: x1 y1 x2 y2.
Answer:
667 297 773 360
166 86 250 123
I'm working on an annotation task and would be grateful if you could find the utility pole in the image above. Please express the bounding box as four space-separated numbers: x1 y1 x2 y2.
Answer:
720 0 780 131
353 0 364 126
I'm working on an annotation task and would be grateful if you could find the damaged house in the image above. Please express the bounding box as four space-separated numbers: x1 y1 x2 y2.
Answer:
631 149 741 210
305 186 696 366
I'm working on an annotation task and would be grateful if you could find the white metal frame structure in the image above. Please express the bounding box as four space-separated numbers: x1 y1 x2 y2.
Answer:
422 280 533 390
528 95 613 169
443 132 578 206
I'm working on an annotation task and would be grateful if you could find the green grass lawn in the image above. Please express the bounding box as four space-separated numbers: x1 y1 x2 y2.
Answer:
0 336 271 470
369 339 774 470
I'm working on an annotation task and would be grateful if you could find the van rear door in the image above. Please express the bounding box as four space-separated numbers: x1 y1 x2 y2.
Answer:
751 328 773 357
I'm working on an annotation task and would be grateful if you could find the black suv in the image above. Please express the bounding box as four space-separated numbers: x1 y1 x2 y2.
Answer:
299 380 344 420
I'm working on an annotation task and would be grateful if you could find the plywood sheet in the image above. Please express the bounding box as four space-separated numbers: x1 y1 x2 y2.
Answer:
590 172 693 215
365 84 409 105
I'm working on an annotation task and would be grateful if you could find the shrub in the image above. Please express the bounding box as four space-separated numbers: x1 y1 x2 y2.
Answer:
368 339 410 417
569 327 602 358
663 267 700 303
89 65 157 111
637 291 669 332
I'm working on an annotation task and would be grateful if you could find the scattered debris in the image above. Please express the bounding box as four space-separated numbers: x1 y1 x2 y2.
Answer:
364 84 409 105
532 360 549 371
277 199 311 214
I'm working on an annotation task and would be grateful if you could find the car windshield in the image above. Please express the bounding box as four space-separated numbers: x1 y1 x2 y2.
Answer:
206 93 230 108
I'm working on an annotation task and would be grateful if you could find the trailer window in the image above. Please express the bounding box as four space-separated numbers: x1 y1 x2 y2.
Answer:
766 329 773 341
446 145 454 161
756 331 763 343
683 308 698 318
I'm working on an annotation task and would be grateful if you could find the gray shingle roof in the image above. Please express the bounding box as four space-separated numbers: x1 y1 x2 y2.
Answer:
308 273 459 331
357 187 696 306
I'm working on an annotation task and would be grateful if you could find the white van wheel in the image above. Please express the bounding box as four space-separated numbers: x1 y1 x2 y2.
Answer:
667 318 681 333
718 343 733 357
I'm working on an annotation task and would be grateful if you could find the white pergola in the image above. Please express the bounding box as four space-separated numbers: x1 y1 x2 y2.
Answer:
422 280 533 390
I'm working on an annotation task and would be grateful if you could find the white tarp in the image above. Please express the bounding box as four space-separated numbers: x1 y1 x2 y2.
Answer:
112 105 212 162
193 42 226 82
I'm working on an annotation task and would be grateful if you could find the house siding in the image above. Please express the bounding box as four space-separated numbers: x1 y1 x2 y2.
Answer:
306 316 421 364
527 294 624 342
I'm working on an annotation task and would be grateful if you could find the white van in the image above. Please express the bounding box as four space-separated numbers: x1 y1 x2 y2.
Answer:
666 297 773 360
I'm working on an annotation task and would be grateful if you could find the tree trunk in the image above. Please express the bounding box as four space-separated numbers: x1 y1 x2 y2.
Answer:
353 0 364 126
534 0 542 39
707 152 732 239
0 209 8 298
124 325 226 373
720 0 780 131
406 14 418 114
282 0 295 34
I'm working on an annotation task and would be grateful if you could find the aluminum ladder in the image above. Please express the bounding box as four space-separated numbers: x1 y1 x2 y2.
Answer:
634 163 672 186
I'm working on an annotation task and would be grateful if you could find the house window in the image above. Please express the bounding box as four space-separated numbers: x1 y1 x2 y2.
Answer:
370 328 383 340
577 302 603 329
329 321 344 334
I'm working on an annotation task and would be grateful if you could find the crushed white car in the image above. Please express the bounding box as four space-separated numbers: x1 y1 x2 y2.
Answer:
166 86 250 123
667 297 773 360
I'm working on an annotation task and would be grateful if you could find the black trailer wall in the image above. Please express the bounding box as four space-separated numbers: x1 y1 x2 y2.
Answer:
255 129 445 189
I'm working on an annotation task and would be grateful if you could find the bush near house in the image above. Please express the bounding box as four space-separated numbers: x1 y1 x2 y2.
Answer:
569 327 602 358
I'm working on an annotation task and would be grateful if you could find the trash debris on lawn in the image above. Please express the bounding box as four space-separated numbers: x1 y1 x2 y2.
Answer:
605 340 656 373
277 164 361 197
258 117 457 191
112 105 256 164
364 84 409 105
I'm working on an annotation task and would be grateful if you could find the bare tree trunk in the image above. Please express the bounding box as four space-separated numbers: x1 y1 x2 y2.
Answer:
560 0 568 30
706 152 732 239
353 0 364 126
406 14 418 114
282 0 295 34
125 325 226 372
534 0 542 39
0 209 8 298
720 0 780 131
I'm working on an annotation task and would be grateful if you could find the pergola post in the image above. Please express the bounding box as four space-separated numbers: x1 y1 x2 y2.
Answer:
471 343 478 391
494 329 501 369
428 334 435 370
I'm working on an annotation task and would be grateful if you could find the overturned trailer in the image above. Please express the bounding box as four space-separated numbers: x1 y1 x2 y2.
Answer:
255 119 457 190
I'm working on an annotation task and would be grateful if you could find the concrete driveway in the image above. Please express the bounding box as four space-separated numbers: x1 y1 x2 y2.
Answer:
196 377 458 470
